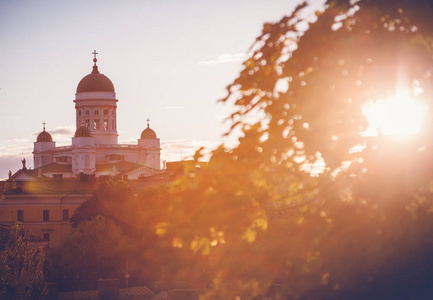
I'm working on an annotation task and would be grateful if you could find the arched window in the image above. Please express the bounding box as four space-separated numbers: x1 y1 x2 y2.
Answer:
84 155 90 169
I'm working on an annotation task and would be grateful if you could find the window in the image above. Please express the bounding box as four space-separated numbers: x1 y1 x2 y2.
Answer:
84 155 91 169
43 210 50 221
17 210 23 222
78 110 82 117
94 119 99 130
63 209 69 221
53 174 63 181
43 233 50 241
94 110 99 115
85 110 90 115
104 109 109 115
104 120 108 130
112 119 115 130
109 155 124 161
85 119 90 128
55 157 68 162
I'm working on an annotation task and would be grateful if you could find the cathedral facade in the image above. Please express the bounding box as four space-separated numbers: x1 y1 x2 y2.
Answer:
15 53 162 181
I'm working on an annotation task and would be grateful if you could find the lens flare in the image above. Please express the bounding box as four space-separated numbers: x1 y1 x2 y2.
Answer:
362 90 424 137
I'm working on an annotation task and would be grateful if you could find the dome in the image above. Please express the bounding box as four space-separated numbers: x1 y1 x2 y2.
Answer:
141 126 157 139
76 57 115 93
75 126 92 137
36 129 53 142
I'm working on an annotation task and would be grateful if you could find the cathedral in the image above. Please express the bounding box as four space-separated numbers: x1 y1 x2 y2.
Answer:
12 52 162 181
0 52 165 246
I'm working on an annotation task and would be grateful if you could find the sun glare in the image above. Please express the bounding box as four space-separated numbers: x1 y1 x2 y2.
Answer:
362 90 425 137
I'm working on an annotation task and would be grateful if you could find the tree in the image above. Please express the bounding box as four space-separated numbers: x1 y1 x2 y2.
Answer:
0 223 47 299
131 0 433 298
50 216 133 291
47 1 433 298
70 179 132 228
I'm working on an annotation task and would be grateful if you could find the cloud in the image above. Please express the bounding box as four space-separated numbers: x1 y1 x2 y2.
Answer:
0 156 26 180
161 140 219 161
199 53 246 65
0 143 33 157
116 138 231 162
4 138 31 143
50 126 75 136
0 139 36 178
161 139 238 162
158 106 184 110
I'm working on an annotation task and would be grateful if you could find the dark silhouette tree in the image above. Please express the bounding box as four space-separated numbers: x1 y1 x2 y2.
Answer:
0 223 47 299
50 216 133 291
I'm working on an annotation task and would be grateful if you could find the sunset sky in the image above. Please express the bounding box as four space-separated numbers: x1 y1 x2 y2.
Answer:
0 0 324 176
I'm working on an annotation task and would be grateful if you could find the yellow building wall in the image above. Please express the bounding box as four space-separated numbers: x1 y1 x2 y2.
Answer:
0 194 91 247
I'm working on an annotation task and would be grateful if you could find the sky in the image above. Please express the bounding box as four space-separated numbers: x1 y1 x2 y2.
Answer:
0 0 324 176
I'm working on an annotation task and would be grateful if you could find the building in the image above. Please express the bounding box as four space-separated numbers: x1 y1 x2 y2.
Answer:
16 51 162 181
0 52 166 246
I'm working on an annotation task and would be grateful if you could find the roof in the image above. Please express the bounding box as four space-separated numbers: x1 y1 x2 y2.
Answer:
76 61 115 93
36 129 53 142
150 292 172 300
0 174 168 196
96 161 143 173
75 126 92 137
8 163 73 182
141 126 157 139
0 180 97 195
40 163 72 173
58 285 155 300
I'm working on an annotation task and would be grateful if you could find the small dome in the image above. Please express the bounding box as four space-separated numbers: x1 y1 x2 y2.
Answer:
36 129 53 142
76 55 115 93
141 126 157 139
75 126 92 137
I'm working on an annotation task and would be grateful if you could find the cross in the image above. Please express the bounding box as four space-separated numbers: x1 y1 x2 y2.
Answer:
43 121 46 130
92 50 98 60
147 118 150 127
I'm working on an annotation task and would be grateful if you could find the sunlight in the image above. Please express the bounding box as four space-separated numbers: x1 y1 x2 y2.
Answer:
361 89 425 137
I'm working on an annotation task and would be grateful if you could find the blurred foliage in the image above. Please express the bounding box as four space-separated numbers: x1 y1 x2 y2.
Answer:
151 0 433 298
51 0 433 298
70 179 132 228
0 223 47 299
50 215 133 291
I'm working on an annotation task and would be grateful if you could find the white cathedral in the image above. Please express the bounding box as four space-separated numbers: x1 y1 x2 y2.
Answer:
12 52 162 181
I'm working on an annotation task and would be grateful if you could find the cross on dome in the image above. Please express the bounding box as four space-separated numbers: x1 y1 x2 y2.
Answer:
92 50 98 62
147 118 150 127
92 50 99 74
42 121 46 131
